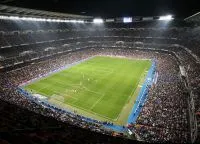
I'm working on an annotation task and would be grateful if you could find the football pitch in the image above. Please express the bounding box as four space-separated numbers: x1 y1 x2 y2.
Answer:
24 56 151 125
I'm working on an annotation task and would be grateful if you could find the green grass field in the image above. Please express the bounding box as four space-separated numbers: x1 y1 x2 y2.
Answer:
24 56 151 125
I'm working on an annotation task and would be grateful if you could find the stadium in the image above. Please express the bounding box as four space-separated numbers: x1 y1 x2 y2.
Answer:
0 1 200 144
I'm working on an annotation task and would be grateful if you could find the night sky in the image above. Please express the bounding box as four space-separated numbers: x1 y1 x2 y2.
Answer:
0 0 199 19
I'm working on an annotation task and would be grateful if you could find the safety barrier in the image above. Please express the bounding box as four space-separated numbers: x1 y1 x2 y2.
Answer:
127 60 156 124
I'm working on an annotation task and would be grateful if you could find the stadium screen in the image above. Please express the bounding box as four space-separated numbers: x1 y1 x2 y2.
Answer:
123 17 132 23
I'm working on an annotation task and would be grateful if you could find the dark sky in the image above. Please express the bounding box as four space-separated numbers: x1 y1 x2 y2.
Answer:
0 0 199 18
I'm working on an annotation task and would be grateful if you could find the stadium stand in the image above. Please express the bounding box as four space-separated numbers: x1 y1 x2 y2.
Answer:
0 5 200 144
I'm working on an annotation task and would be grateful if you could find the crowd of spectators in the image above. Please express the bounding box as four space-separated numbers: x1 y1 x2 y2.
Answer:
1 46 197 143
96 48 190 143
1 26 200 69
0 99 134 144
129 54 188 143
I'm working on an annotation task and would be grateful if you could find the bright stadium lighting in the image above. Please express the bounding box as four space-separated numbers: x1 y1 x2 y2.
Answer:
93 18 104 24
51 19 56 22
77 20 84 23
70 20 77 23
123 17 132 23
159 15 173 21
64 20 70 22
9 16 20 20
0 15 85 23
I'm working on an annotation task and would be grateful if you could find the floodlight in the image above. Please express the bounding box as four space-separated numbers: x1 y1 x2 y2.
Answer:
159 15 173 21
0 15 85 23
70 20 77 23
93 18 104 24
123 17 132 23
9 16 20 20
77 20 84 23
63 20 69 22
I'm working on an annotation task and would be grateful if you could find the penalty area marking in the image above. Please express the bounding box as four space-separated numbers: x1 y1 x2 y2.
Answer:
82 86 103 96
27 88 114 121
65 101 113 121
89 93 105 110
114 66 149 121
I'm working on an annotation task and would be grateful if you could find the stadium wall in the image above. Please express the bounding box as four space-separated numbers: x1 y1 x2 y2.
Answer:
127 60 156 125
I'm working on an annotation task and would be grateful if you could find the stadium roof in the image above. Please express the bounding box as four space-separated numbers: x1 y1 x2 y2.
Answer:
184 12 200 22
0 4 92 20
0 0 199 19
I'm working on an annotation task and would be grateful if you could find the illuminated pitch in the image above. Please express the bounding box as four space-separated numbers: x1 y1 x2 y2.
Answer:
24 56 151 125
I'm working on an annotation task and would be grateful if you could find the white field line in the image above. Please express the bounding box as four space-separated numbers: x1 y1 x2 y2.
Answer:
27 85 52 97
53 80 103 101
52 70 108 113
126 67 149 103
50 94 64 102
54 79 80 88
65 95 78 100
65 101 113 120
54 79 103 97
27 57 149 123
114 83 140 121
82 86 103 96
72 67 114 78
52 92 78 101
63 90 79 100
28 79 62 96
92 69 114 77
28 56 150 122
82 70 114 81
50 78 104 102
21 56 96 86
30 78 78 96
51 95 113 120
114 67 149 121
90 94 105 110
28 88 50 98
49 62 118 120
50 86 79 101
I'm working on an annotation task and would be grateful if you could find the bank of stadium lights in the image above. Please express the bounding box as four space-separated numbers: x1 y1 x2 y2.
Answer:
0 15 84 23
123 17 132 23
93 18 104 24
159 15 173 21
